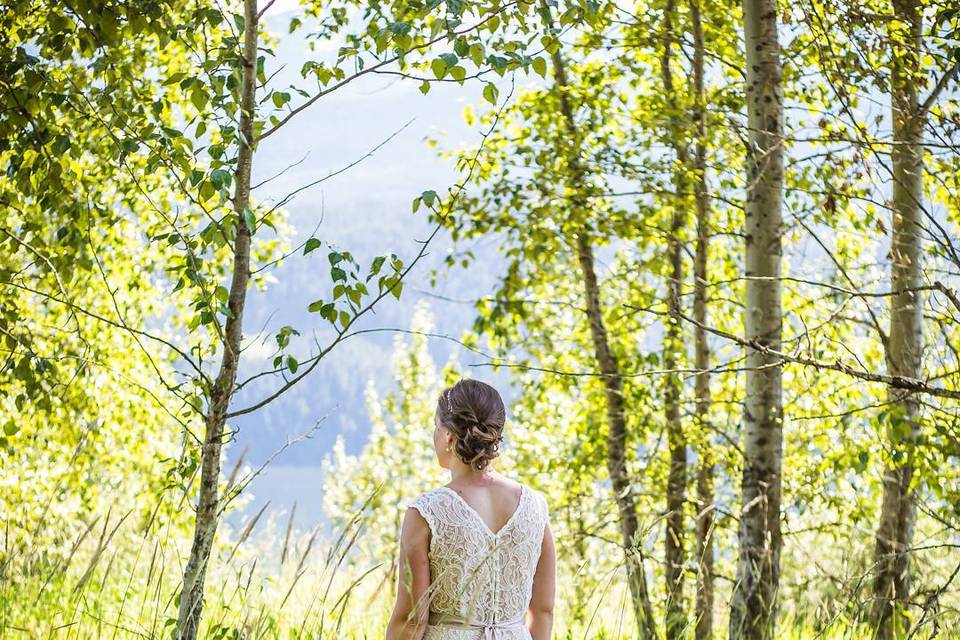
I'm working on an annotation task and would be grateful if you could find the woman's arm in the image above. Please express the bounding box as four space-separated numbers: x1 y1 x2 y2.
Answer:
385 507 432 640
528 519 556 640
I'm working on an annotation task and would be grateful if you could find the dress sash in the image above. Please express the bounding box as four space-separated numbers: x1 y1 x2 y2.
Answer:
428 612 526 640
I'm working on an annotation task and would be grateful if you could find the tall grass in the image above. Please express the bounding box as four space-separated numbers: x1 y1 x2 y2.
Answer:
2 486 957 639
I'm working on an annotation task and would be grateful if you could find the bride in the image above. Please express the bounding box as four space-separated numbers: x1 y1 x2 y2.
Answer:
385 378 556 640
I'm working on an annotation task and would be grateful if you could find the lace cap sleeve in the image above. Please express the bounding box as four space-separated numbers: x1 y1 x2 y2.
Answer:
405 491 438 533
533 487 550 529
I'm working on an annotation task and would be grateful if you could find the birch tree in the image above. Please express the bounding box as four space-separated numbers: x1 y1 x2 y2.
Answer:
544 11 658 637
729 0 785 637
173 2 260 635
689 2 716 637
426 1 663 631
658 3 690 635
789 1 960 634
873 0 927 635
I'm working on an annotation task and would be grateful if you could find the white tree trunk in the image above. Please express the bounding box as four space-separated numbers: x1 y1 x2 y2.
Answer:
872 1 923 636
690 2 714 638
729 0 785 637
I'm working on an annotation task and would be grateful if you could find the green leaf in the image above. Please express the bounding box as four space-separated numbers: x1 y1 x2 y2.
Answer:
209 169 232 188
368 255 386 280
431 57 447 79
483 83 499 105
388 21 412 36
307 299 325 312
243 208 257 233
421 190 438 207
469 44 485 66
286 355 298 374
163 72 187 86
347 287 361 306
190 87 208 111
304 237 322 254
532 57 547 78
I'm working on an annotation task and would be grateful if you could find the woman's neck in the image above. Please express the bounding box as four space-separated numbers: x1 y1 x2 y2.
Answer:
448 465 497 485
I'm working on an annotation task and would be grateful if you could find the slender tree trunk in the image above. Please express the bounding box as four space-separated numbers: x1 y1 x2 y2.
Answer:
694 459 715 640
872 1 923 637
539 3 656 635
729 0 784 638
662 201 687 640
175 2 259 637
659 3 688 636
576 233 658 639
571 501 590 625
690 1 715 638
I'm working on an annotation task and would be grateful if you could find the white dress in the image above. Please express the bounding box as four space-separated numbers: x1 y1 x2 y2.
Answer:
406 483 549 640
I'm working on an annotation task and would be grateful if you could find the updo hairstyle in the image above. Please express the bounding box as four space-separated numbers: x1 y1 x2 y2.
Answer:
436 378 506 471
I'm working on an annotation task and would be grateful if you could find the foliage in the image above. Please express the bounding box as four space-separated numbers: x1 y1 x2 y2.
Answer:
321 302 450 585
2 0 960 637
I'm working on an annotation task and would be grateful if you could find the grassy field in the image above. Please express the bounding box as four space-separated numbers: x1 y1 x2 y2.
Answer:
4 498 957 639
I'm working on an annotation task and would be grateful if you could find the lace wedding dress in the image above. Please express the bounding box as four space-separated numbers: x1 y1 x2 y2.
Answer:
406 483 549 640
